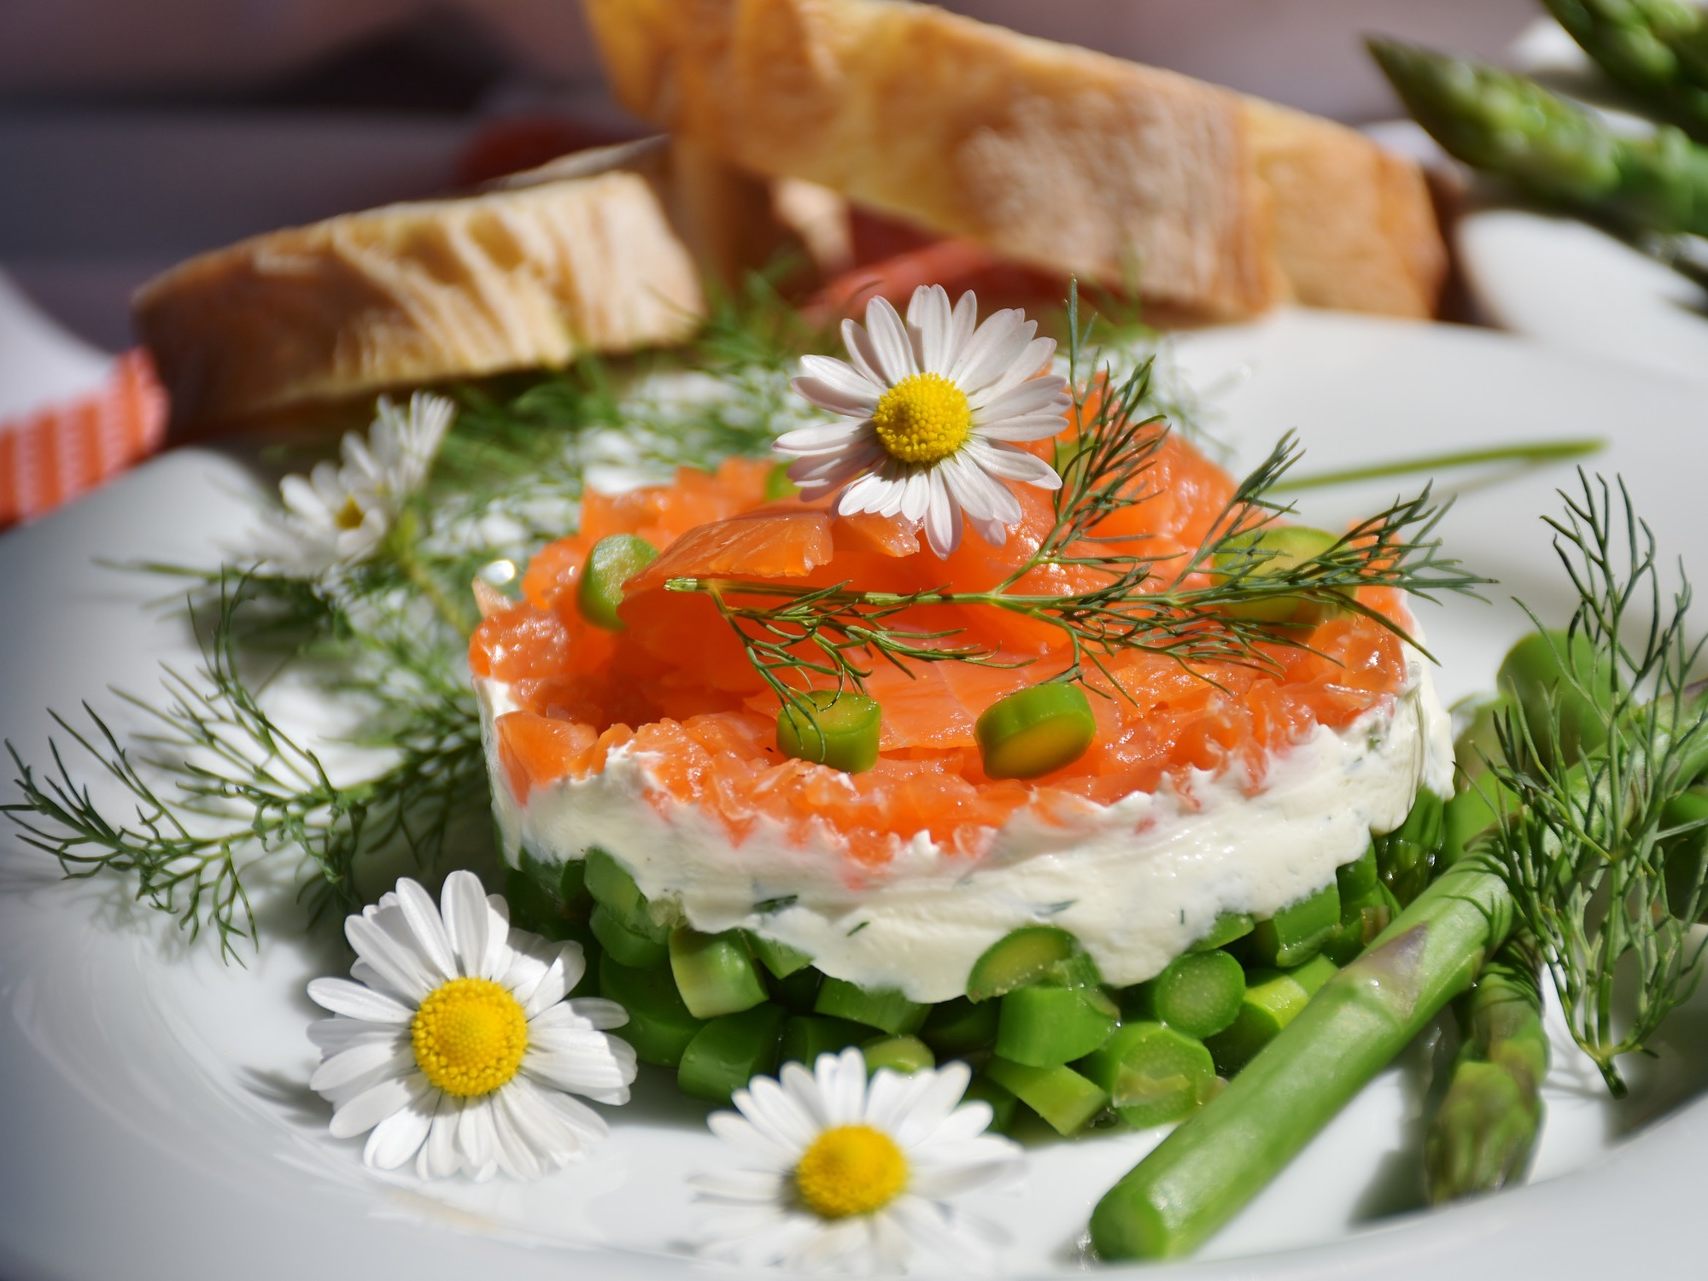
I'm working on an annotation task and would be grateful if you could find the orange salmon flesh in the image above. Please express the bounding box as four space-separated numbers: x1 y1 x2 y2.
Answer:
471 425 1412 869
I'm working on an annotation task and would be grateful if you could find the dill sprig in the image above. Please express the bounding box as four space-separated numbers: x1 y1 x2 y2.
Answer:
1488 472 1708 1096
1 300 800 958
1 572 489 959
665 287 1487 709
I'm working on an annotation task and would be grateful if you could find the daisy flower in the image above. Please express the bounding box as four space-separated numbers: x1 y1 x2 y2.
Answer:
260 390 454 575
780 285 1070 558
690 1049 1023 1274
306 870 636 1181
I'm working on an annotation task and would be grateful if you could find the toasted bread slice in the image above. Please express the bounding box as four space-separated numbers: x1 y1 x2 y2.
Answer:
584 0 1445 319
135 138 779 431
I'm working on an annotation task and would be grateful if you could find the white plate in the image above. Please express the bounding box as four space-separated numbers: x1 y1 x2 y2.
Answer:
1445 22 1708 382
3 310 1706 1281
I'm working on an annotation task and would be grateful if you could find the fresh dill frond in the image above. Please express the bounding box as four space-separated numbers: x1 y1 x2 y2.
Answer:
2 571 486 959
1488 471 1708 1096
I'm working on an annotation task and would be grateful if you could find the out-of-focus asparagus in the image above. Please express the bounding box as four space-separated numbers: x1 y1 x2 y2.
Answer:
1368 36 1708 236
1423 946 1549 1204
1543 0 1708 141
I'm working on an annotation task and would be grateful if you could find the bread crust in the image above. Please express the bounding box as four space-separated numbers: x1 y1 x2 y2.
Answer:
585 0 1445 319
134 140 740 431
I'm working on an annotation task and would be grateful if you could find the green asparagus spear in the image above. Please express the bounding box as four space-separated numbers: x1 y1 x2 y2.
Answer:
1424 946 1549 1203
1543 0 1708 141
1090 703 1708 1261
1368 36 1708 235
1089 847 1515 1261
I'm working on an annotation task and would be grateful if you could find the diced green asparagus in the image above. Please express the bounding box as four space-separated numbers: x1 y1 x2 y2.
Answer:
985 1058 1110 1136
668 928 769 1019
920 996 1001 1057
597 954 706 1068
777 691 883 773
1143 951 1246 1039
964 1075 1020 1135
994 985 1119 1067
678 1004 787 1104
1187 911 1256 954
814 978 929 1034
1247 881 1340 967
1080 1021 1217 1130
745 931 813 979
1369 37 1708 236
861 1035 936 1075
1375 790 1446 907
965 925 1103 1001
769 965 824 1012
577 533 658 631
589 903 669 968
780 1014 868 1067
583 849 668 941
1424 947 1549 1203
1334 844 1379 901
1202 965 1314 1075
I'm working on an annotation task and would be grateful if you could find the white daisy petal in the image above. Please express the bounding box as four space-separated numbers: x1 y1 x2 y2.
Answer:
329 1075 416 1139
969 335 1059 405
538 1088 611 1145
708 1110 797 1167
310 1041 412 1095
947 289 980 359
814 1048 868 1126
863 295 919 383
791 377 879 419
966 412 1069 443
834 471 894 518
966 439 1065 490
906 283 954 373
922 469 963 559
691 1168 789 1203
776 420 867 455
839 317 889 388
944 453 1022 536
457 1094 498 1171
898 470 933 524
306 977 411 1024
344 913 436 1003
892 1061 974 1146
975 376 1073 422
560 995 629 1031
741 1072 823 1147
440 870 491 978
389 878 459 982
363 1091 435 1169
307 1017 399 1055
418 1094 461 1179
800 353 885 399
948 309 1029 392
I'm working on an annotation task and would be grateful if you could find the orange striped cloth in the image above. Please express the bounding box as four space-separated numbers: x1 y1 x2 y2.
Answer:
0 349 168 529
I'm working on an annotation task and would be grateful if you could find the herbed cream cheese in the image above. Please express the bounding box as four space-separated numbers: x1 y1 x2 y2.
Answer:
480 649 1452 1003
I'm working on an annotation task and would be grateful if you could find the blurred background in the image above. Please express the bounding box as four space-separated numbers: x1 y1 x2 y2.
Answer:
2 0 1537 355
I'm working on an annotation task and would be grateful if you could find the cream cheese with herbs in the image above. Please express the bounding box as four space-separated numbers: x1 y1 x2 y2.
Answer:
478 648 1452 1003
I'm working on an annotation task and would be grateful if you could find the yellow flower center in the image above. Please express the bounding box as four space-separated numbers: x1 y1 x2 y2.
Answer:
410 977 529 1097
793 1124 909 1219
871 372 972 465
334 495 367 531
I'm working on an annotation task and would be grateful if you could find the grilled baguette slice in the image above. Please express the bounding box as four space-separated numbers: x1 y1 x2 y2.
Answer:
584 0 1445 320
134 138 776 431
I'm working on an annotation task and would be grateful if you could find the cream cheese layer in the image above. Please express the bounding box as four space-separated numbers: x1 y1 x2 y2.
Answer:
479 648 1452 1003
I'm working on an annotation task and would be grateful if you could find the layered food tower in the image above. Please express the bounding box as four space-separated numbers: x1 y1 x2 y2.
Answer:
471 356 1453 1134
